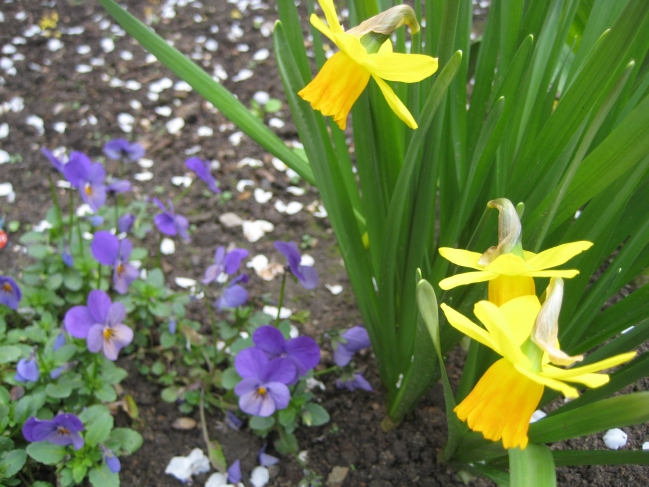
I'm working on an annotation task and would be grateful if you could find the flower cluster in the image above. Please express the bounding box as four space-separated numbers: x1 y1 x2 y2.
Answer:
438 198 635 449
203 246 249 310
332 326 373 391
0 275 21 310
91 231 138 294
234 326 320 416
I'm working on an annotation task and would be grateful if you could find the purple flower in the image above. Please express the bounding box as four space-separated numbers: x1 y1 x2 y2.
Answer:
228 459 242 483
15 356 40 383
103 138 145 162
185 157 220 193
64 290 133 361
41 148 64 172
100 444 121 473
215 274 249 311
336 372 373 392
91 231 138 294
225 411 243 430
53 330 66 351
62 152 107 212
258 444 280 467
89 215 105 226
253 326 320 383
106 178 132 195
0 276 21 310
333 326 371 367
152 198 190 241
274 241 318 289
117 213 136 233
234 347 295 417
168 317 177 334
61 240 74 267
203 247 249 284
23 413 84 450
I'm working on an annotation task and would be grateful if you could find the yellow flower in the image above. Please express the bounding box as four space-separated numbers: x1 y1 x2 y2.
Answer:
438 242 593 305
298 0 438 130
441 284 635 449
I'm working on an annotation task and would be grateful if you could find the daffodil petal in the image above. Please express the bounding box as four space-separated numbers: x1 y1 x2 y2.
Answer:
317 0 343 34
521 270 580 278
438 248 484 270
542 351 636 379
310 13 335 43
526 241 593 270
514 363 580 398
378 39 393 54
298 52 370 130
367 52 438 82
333 33 372 67
474 301 529 366
487 253 534 275
440 304 496 351
371 75 418 128
439 271 497 290
541 366 610 388
498 295 541 346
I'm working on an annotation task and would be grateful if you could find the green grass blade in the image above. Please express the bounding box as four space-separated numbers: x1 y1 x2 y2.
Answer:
529 392 649 444
552 449 649 467
97 0 313 183
509 444 556 487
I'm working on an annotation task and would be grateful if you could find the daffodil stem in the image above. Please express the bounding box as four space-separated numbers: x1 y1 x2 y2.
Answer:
275 272 287 328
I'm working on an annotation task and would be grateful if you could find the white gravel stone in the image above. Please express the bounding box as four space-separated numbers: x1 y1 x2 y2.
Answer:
603 428 628 450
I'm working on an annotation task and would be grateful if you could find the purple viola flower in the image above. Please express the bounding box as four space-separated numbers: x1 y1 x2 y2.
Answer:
225 411 243 430
106 178 132 195
23 413 84 450
234 347 295 417
91 231 138 294
103 138 145 162
0 275 21 310
185 157 220 193
152 198 190 241
62 152 107 212
64 290 133 361
117 213 136 233
89 215 105 226
336 372 373 392
274 241 318 289
228 459 242 484
53 330 66 351
100 444 121 473
333 326 371 367
41 148 65 173
61 239 74 268
253 326 320 384
215 274 249 311
203 246 249 284
15 355 40 383
258 444 280 467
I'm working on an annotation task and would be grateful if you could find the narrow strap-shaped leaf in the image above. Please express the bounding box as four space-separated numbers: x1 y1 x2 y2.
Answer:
552 449 649 467
450 461 510 487
96 0 314 184
529 392 649 444
276 0 312 83
509 444 556 487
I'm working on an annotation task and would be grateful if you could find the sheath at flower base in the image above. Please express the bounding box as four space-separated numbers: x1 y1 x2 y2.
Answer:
298 1 438 130
440 278 636 450
438 198 593 306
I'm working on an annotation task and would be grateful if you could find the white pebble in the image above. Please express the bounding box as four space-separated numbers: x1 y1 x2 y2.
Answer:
603 428 628 450
53 122 67 134
130 99 142 110
76 64 92 73
300 255 315 266
254 188 273 204
197 126 213 137
263 306 292 320
326 284 343 295
166 117 185 134
134 171 153 181
269 118 285 128
117 112 135 125
253 48 269 61
174 80 192 92
253 91 270 105
236 179 255 192
271 157 287 171
120 50 133 60
47 38 64 52
205 39 218 52
100 38 115 53
125 80 142 90
76 45 91 55
26 115 44 135
237 157 262 168
229 131 244 146
243 220 274 242
160 238 176 255
155 106 172 117
0 151 9 164
233 69 253 82
530 410 547 423
286 186 304 196
0 123 8 139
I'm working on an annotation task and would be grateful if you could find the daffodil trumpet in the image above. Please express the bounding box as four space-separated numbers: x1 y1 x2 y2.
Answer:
441 278 635 450
438 198 593 306
298 0 438 130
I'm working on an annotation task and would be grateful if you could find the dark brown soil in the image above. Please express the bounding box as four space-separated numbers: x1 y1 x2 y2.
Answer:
1 0 648 486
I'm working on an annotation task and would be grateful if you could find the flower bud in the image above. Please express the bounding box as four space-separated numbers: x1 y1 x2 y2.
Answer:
478 198 522 266
531 278 583 366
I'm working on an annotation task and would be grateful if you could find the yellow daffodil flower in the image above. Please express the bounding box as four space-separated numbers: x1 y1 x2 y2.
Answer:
441 279 635 449
438 198 592 305
298 1 438 130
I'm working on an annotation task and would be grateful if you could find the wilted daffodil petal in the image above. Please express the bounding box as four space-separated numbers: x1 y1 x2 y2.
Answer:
298 0 438 130
441 279 636 450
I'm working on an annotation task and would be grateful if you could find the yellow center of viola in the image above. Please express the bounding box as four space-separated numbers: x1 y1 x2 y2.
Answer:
1 283 12 293
116 263 124 276
257 386 267 397
103 327 115 341
84 183 93 196
57 426 71 435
